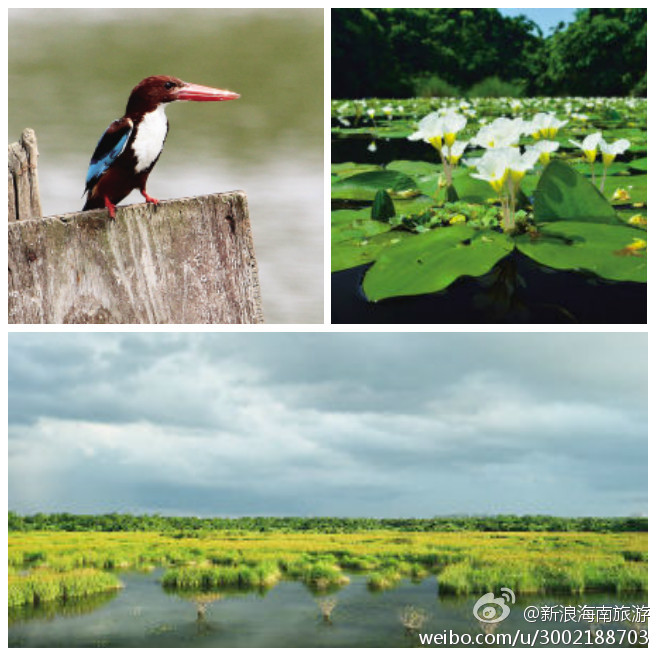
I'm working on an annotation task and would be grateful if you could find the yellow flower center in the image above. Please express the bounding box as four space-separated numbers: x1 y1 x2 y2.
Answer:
584 149 597 163
444 133 457 148
489 171 508 193
539 152 551 166
602 152 615 166
428 136 443 151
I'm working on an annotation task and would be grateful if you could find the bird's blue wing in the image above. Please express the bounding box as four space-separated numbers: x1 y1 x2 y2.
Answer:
85 117 133 192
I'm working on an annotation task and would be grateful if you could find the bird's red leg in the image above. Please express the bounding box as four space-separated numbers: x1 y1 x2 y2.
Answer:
140 189 159 205
104 196 117 219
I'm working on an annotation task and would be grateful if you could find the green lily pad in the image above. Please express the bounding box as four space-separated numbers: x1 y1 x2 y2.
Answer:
628 157 647 173
331 162 381 179
386 160 441 177
332 230 413 273
570 161 630 176
516 221 646 283
534 160 619 224
453 170 498 204
362 226 514 301
331 170 418 201
332 208 392 243
394 195 436 216
603 175 647 205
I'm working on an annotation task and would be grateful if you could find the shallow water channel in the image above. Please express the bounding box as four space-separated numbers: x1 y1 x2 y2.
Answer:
8 571 647 648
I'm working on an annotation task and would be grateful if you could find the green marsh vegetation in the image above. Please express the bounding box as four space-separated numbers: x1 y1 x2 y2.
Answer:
8 514 647 608
8 568 122 609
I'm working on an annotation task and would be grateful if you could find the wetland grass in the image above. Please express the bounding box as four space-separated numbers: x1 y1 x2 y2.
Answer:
8 530 647 598
161 561 281 591
437 557 648 595
8 568 122 608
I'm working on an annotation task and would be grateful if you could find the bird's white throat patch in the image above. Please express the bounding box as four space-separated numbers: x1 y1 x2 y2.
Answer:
132 105 168 173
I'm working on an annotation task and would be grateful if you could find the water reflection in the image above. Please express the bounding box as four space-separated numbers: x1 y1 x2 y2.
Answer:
9 9 324 323
8 588 120 626
8 571 648 648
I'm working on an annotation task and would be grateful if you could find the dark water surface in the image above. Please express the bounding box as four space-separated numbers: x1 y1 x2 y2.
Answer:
9 9 323 323
332 252 647 324
8 571 647 648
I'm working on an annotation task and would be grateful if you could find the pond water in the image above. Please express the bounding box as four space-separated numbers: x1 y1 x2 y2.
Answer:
8 9 324 324
332 252 647 324
8 571 647 648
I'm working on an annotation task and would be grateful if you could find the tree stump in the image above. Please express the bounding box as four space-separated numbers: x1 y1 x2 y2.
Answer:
8 191 264 324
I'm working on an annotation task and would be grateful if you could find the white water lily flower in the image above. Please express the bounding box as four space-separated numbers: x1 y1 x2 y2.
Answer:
526 140 560 165
472 117 525 149
529 113 568 139
382 105 393 118
408 111 445 150
506 148 540 184
599 138 630 165
569 132 603 163
441 112 467 147
446 140 468 165
367 141 377 153
366 107 375 119
470 148 513 192
407 110 466 150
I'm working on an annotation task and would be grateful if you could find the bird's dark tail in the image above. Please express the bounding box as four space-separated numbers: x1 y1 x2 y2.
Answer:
82 193 104 212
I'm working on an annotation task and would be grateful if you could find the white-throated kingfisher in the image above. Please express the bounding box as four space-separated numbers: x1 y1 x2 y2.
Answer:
82 75 239 218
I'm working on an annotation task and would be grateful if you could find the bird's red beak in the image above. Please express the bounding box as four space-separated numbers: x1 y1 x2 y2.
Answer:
175 82 240 102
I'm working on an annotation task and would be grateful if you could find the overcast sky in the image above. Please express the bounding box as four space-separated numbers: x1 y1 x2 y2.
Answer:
8 332 646 518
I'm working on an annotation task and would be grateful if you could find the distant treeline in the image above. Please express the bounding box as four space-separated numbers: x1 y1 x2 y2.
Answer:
332 8 646 98
8 512 647 534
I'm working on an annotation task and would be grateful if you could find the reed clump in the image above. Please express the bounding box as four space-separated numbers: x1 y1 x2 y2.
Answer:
8 568 122 608
161 561 281 591
438 556 648 596
368 568 402 591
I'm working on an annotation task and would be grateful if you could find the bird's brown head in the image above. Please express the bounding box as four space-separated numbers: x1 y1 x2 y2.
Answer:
126 75 240 115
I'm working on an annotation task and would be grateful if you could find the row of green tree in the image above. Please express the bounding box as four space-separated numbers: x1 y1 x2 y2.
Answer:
8 512 647 534
332 8 646 98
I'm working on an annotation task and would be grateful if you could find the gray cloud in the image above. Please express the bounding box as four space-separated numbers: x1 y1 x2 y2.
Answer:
8 332 647 517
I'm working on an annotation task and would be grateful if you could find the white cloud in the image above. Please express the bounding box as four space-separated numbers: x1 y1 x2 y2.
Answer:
8 333 647 517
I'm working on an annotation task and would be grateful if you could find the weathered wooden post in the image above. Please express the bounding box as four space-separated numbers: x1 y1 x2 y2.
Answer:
8 128 42 221
8 130 264 324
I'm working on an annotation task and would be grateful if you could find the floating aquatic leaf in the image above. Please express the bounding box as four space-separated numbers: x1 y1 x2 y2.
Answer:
516 222 646 283
363 226 514 301
533 160 619 224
